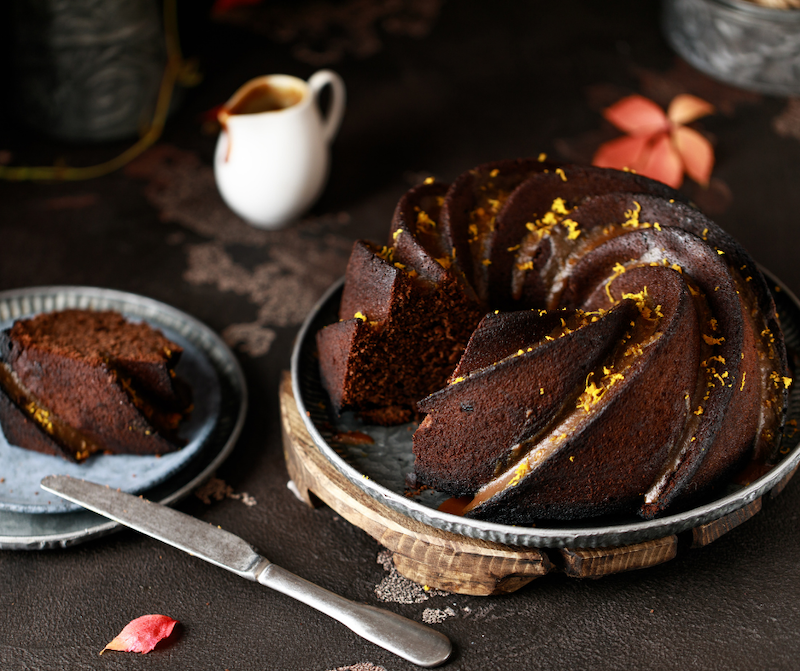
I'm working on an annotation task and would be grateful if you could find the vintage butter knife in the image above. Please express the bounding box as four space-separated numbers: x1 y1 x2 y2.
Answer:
41 475 452 668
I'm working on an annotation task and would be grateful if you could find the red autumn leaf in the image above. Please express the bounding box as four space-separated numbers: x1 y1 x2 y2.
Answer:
592 134 651 173
667 94 715 126
603 94 669 136
637 133 684 189
100 614 179 655
593 92 715 189
673 126 715 187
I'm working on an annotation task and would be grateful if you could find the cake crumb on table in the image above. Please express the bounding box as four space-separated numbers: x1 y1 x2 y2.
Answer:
374 550 449 603
422 607 456 624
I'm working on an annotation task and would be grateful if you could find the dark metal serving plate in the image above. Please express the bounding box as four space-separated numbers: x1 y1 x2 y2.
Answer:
0 286 247 550
292 271 800 549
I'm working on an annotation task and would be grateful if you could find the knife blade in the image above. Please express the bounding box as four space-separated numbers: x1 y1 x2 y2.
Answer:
41 475 452 668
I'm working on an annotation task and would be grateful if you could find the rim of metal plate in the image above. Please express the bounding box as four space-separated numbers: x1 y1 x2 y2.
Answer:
0 286 248 550
292 269 800 549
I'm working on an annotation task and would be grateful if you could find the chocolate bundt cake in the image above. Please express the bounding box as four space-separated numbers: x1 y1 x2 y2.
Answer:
0 309 192 462
316 159 791 522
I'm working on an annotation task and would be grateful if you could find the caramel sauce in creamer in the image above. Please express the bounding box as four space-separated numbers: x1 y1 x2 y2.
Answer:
226 84 303 117
218 83 305 161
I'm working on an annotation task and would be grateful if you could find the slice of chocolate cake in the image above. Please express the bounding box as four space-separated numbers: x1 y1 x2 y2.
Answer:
317 238 483 425
0 309 193 462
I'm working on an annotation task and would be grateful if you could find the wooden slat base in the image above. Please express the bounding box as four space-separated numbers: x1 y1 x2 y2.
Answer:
280 372 783 595
558 536 677 578
690 498 762 548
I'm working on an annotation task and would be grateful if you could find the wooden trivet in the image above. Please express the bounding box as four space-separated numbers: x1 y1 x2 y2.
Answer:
280 372 795 596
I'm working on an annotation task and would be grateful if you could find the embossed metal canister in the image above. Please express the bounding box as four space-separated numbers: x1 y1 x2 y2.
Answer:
662 0 800 97
11 0 167 142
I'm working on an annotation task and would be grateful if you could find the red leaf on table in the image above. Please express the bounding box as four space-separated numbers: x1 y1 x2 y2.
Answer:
603 94 669 136
593 92 715 189
592 134 651 172
667 94 715 126
673 126 715 187
637 133 684 188
100 614 179 655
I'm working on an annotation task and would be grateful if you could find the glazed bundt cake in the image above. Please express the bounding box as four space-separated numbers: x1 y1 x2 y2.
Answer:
0 309 192 462
316 159 790 522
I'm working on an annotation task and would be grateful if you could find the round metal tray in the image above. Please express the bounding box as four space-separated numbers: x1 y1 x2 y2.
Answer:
292 271 800 549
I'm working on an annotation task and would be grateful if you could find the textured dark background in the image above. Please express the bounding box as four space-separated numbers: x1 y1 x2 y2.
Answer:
1 1 800 669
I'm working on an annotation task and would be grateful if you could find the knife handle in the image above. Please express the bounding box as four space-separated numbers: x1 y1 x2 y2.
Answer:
257 563 452 668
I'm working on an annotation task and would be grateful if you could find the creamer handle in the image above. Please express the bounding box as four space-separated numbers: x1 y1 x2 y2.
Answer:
309 70 346 144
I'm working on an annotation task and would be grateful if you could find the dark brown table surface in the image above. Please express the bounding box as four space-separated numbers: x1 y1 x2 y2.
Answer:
2 1 800 669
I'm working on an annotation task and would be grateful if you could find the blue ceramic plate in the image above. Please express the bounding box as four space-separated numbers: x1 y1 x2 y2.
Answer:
0 287 246 544
0 324 219 514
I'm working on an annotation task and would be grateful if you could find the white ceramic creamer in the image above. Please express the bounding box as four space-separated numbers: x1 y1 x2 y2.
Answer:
214 70 345 228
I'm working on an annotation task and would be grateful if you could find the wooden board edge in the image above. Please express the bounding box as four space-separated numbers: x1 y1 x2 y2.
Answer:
557 535 678 578
280 371 323 508
690 497 762 548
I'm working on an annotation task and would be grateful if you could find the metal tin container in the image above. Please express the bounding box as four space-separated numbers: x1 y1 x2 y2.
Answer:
662 0 800 96
11 0 166 142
